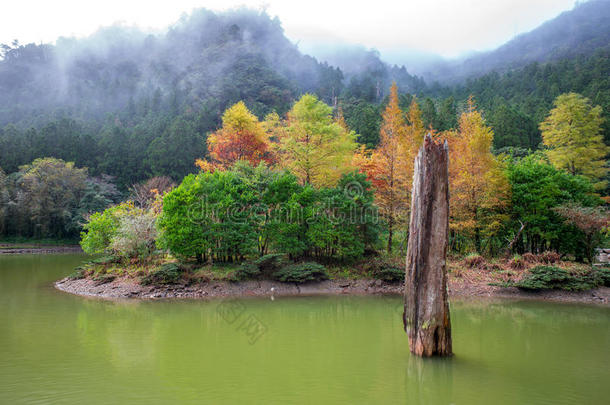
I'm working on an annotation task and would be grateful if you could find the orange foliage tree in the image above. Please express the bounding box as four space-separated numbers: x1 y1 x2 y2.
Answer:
355 83 425 252
197 101 274 171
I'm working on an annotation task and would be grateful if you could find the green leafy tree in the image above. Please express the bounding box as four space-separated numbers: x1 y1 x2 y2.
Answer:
80 203 127 254
158 163 379 263
80 201 158 259
18 158 87 238
421 97 439 130
506 155 601 258
437 96 457 131
158 169 258 263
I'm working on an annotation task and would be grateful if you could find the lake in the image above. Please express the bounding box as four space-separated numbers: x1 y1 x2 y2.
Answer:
1 254 608 404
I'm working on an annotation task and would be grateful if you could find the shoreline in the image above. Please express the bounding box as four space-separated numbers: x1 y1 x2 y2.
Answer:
55 276 610 306
0 244 82 255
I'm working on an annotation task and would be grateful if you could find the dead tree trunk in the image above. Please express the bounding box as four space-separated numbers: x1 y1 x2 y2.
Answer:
403 134 452 357
504 220 526 258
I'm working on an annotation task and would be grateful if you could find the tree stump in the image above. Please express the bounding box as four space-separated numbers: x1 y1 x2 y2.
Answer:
403 134 452 357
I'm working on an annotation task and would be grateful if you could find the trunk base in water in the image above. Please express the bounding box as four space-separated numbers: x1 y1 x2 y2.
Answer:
404 134 452 357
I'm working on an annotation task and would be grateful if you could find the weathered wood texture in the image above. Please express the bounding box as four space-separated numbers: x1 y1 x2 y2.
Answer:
403 134 452 357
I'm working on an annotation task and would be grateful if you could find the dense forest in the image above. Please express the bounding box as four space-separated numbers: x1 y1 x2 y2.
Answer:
0 5 608 261
0 8 426 187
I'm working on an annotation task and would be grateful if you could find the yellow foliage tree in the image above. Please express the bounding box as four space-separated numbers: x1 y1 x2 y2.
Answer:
446 97 511 253
276 94 356 187
540 92 609 189
406 97 426 153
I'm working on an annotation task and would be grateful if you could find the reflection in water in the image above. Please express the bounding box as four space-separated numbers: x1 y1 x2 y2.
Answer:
0 254 608 404
406 356 453 404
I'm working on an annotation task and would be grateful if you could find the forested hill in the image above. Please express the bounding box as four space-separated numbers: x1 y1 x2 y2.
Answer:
0 5 608 190
423 0 610 83
0 8 423 128
0 9 329 126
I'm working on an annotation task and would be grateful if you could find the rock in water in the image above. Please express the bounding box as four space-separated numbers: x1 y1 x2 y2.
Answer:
403 134 452 357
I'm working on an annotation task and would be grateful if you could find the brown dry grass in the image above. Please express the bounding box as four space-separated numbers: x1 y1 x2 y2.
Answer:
448 253 592 291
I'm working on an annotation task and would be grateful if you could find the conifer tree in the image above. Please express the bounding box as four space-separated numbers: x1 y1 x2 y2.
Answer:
447 97 511 252
276 94 356 187
540 92 608 189
360 83 411 252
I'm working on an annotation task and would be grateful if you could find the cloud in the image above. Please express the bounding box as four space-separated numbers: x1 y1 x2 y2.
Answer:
1 0 579 58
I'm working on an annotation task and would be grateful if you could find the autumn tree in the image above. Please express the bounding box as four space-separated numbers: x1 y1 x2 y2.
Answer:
357 83 412 252
447 97 511 253
200 101 274 170
406 97 426 157
540 93 609 189
276 94 356 187
130 176 175 208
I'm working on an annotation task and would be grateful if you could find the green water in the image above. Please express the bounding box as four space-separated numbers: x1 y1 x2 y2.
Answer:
0 254 609 404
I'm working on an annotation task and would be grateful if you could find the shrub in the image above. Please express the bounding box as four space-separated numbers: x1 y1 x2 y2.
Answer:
93 274 116 285
522 252 537 263
594 266 610 287
141 263 183 285
68 267 86 280
508 255 526 269
158 166 380 264
80 201 158 260
537 251 561 264
373 266 404 283
353 257 404 282
464 253 486 269
254 253 288 274
496 265 602 291
110 211 157 259
80 205 123 254
273 262 329 283
231 263 262 281
88 255 120 265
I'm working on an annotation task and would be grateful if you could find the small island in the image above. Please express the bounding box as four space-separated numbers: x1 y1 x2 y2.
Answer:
55 250 610 305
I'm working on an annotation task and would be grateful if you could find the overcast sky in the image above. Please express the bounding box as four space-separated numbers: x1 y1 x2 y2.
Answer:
2 0 580 58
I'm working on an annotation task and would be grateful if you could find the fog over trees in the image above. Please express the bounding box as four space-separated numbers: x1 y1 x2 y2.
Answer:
0 2 608 250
